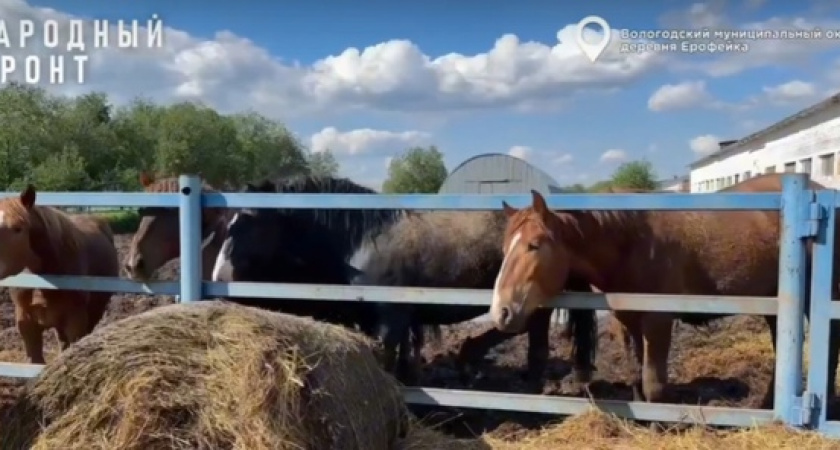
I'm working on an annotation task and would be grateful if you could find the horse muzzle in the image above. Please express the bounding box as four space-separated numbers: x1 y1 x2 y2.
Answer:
123 255 150 281
490 299 527 334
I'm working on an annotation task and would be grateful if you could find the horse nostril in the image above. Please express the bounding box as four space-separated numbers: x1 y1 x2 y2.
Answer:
499 306 512 326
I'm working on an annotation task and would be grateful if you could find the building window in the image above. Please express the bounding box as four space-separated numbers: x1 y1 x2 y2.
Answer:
765 165 776 174
820 153 835 176
726 176 732 186
734 173 740 183
801 158 812 174
784 162 796 173
744 171 751 180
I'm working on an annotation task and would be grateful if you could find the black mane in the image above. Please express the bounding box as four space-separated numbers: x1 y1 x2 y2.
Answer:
244 175 406 260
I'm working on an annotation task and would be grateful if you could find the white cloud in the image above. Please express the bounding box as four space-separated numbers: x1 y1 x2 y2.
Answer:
552 153 574 165
0 0 666 117
681 18 840 77
648 80 713 112
507 145 533 160
310 127 430 155
599 149 627 163
761 80 818 105
689 134 721 156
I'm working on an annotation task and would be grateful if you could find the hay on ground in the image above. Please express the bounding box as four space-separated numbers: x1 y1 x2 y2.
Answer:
1 301 408 450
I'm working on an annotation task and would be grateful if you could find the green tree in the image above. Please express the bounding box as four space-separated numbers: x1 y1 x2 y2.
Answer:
382 146 448 194
587 180 613 193
229 112 309 183
24 146 91 191
557 183 586 193
0 84 330 192
307 150 340 177
610 160 658 191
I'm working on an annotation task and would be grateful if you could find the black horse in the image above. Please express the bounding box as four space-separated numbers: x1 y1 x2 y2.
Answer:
211 174 596 389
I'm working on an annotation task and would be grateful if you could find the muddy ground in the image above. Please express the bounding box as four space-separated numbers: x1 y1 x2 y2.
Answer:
0 234 822 439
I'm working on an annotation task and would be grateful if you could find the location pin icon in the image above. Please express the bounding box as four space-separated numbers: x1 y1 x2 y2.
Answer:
576 15 611 63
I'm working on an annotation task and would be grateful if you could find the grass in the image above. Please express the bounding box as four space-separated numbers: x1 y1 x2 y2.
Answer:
94 209 140 234
70 209 141 234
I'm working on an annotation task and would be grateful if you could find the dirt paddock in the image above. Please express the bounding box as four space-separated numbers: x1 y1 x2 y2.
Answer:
0 234 838 448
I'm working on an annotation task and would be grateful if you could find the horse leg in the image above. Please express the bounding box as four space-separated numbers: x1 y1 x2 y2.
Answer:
524 307 552 393
15 310 45 365
58 301 91 351
395 327 419 385
376 304 411 381
641 313 673 402
86 292 111 334
762 314 778 409
616 311 645 401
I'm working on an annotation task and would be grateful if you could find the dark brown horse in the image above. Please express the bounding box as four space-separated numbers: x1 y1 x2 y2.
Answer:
0 185 119 363
490 174 840 406
124 173 231 282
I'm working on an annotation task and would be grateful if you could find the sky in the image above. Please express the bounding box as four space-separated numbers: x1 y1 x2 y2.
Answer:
4 0 840 189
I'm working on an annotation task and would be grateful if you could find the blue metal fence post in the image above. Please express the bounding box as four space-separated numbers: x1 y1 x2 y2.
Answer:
775 173 810 425
807 190 835 431
178 174 203 303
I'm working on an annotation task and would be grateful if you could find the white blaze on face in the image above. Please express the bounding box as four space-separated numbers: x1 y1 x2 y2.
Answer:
211 213 238 282
490 232 521 317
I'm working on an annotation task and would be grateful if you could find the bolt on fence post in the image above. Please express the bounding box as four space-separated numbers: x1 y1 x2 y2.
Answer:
775 172 810 425
178 174 203 303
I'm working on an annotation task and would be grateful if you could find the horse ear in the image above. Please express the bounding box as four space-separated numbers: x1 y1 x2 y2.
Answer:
20 184 36 209
502 201 517 218
530 190 549 215
139 171 154 187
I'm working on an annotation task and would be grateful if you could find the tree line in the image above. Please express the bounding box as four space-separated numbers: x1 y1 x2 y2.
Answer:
0 82 450 193
0 82 654 194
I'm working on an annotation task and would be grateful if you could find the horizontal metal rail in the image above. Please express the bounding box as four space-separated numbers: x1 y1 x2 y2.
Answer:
0 362 776 428
0 363 788 427
0 191 789 211
0 274 779 315
202 192 785 211
403 388 775 427
0 274 179 295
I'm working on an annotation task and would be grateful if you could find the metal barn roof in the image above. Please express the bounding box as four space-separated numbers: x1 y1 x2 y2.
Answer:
438 153 563 194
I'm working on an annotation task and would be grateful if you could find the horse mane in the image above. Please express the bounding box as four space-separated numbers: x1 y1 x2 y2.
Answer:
250 174 407 259
4 200 86 268
143 176 218 193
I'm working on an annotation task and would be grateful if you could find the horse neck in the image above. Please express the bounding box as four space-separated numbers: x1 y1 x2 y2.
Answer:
27 207 79 274
551 210 643 279
301 207 406 260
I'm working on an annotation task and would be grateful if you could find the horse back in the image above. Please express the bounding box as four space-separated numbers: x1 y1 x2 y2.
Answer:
360 210 507 289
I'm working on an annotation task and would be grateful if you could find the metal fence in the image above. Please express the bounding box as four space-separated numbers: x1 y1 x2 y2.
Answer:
0 173 838 436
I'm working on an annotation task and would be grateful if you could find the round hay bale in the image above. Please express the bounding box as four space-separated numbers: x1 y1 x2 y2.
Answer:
1 301 408 450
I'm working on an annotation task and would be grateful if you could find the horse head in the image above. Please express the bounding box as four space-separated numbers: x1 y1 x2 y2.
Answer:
126 171 225 281
0 185 39 279
490 190 607 334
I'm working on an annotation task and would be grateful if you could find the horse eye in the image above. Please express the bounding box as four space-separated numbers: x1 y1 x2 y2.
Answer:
527 242 539 251
10 226 21 234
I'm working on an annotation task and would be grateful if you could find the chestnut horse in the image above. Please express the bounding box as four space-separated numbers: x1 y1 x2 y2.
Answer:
0 185 119 363
124 173 231 282
490 174 840 407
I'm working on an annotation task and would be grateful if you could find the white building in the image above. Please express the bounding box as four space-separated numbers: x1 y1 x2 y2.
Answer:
689 93 840 192
657 175 690 192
